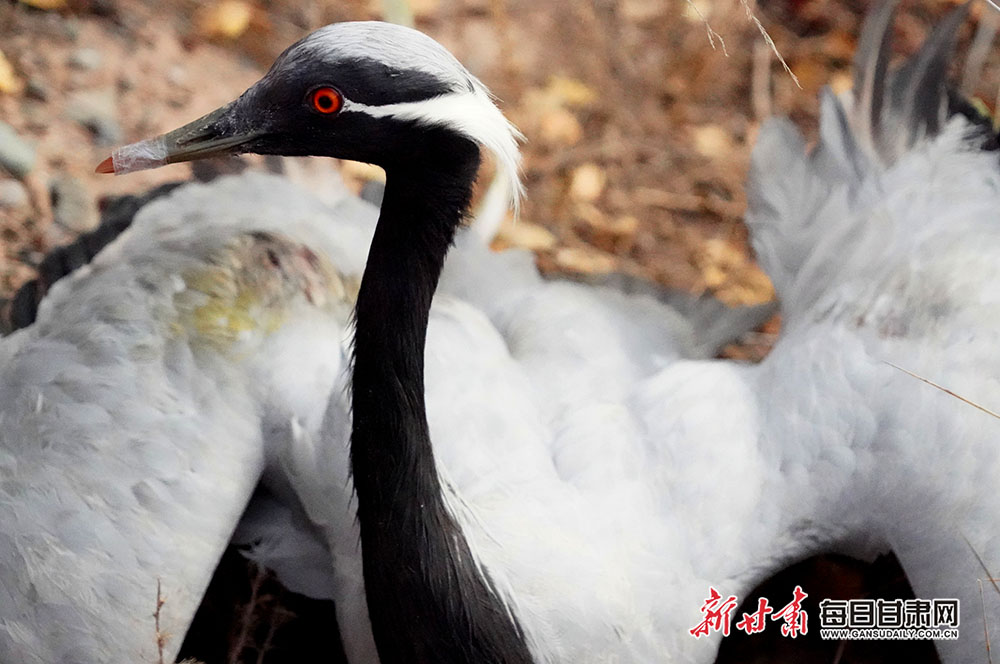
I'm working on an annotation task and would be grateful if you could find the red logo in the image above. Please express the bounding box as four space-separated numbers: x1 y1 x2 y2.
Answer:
691 586 809 639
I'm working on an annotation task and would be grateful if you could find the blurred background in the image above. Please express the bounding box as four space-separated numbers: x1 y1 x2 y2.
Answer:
0 0 993 661
2 0 998 349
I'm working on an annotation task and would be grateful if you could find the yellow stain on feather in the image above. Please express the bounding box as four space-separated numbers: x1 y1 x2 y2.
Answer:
172 231 357 353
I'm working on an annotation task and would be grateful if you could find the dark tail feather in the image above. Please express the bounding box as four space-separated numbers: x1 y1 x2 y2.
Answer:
850 0 898 159
888 3 969 146
851 1 970 165
747 2 978 325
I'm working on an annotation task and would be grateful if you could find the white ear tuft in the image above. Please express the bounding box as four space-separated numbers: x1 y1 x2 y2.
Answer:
470 83 525 218
343 83 524 216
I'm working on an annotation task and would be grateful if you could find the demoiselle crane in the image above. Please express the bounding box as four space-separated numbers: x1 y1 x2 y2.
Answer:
0 31 770 664
94 5 1000 663
3 2 995 662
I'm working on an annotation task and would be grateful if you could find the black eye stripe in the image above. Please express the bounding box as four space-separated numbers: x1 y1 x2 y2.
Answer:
289 57 454 106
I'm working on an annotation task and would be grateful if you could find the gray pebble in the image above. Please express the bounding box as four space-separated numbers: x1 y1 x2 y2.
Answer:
67 89 122 145
68 48 102 72
50 175 98 233
0 122 37 178
166 65 187 87
25 78 50 101
0 179 29 210
360 180 385 207
62 19 80 41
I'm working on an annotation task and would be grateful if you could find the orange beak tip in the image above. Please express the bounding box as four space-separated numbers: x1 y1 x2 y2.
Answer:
95 156 115 174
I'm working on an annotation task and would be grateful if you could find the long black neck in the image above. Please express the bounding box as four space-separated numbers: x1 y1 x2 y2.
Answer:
350 133 534 664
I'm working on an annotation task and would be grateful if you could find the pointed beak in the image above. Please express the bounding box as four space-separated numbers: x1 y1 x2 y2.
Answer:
96 102 261 175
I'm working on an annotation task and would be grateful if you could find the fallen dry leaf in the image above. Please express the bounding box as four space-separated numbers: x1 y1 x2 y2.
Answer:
715 271 775 306
196 0 253 40
409 0 440 19
823 29 857 61
554 246 617 274
546 76 598 108
681 0 714 24
696 238 775 305
539 107 583 146
17 0 66 10
830 70 852 95
691 124 733 160
569 163 606 203
0 50 22 95
587 213 638 238
494 218 557 252
520 77 593 146
790 58 828 95
581 212 638 253
621 0 665 23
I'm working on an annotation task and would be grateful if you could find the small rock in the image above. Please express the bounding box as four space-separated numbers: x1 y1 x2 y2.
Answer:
166 65 188 87
0 121 37 178
0 179 29 210
116 74 134 93
66 89 122 145
191 157 248 182
360 180 385 207
21 101 48 132
25 78 50 101
61 18 81 41
50 175 99 233
68 48 102 71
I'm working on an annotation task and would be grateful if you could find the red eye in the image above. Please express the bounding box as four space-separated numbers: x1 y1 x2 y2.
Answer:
310 87 342 114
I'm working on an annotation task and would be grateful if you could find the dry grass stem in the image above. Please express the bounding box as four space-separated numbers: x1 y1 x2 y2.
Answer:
963 533 1000 599
884 362 1000 420
255 608 293 664
752 40 772 120
685 0 728 55
154 579 167 664
980 579 995 664
228 563 267 664
740 0 800 88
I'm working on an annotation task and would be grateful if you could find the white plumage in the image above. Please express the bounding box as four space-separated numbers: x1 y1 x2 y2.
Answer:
240 7 1000 662
0 167 756 662
0 174 365 663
